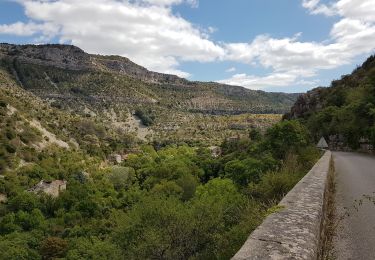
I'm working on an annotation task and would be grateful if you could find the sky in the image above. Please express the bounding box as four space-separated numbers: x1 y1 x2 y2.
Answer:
0 0 374 93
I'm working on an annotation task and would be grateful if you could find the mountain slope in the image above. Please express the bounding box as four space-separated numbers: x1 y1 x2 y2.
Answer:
0 43 298 116
285 55 375 149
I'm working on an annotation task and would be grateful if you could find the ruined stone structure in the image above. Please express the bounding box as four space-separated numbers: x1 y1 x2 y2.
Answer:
28 180 67 197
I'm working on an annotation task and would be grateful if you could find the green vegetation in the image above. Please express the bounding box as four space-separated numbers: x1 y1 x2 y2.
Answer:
287 55 375 150
0 114 319 259
134 108 155 126
0 44 322 259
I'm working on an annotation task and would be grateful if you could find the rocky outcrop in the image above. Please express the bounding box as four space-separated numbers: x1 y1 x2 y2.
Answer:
28 180 67 197
0 43 299 115
0 193 7 203
0 43 186 85
0 43 90 71
94 55 187 85
284 87 325 120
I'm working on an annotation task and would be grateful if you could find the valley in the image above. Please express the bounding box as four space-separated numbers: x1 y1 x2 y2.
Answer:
2 43 373 260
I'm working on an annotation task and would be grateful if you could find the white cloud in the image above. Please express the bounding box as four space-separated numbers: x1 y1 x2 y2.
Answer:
225 67 236 73
336 0 375 22
302 0 375 20
138 0 198 7
301 0 336 16
0 0 217 78
220 0 375 90
0 21 58 37
218 72 299 90
0 0 374 90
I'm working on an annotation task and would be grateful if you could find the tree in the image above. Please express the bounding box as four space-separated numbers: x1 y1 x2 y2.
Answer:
224 158 268 186
114 195 194 259
264 120 309 159
15 209 45 231
8 192 40 212
66 237 122 260
39 237 68 259
249 128 262 141
108 166 136 191
0 232 41 260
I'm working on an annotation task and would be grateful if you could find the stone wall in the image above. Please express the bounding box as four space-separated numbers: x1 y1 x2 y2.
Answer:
232 151 332 260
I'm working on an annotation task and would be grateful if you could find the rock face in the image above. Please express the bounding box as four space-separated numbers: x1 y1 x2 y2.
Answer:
0 194 7 203
28 180 67 197
284 87 325 120
0 43 90 71
96 55 187 85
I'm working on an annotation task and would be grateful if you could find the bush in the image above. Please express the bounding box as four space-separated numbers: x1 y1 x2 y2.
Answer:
5 129 16 140
5 144 16 154
248 171 301 202
134 109 154 126
8 192 41 212
108 166 136 191
264 120 309 159
19 128 41 144
39 237 68 259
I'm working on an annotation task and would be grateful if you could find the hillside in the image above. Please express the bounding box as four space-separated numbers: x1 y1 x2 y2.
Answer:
0 44 321 260
0 43 297 146
285 55 375 149
0 43 298 116
0 64 319 259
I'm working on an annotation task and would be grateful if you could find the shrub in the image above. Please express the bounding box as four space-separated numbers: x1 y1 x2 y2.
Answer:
5 144 16 154
264 120 309 159
134 109 154 126
108 166 136 191
39 237 68 259
5 129 16 140
19 128 41 144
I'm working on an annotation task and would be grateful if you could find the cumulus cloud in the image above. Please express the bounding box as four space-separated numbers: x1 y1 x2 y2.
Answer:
218 72 299 90
0 21 58 37
220 0 375 90
225 67 236 73
301 0 336 16
336 0 375 22
0 0 374 90
137 0 198 7
0 0 216 77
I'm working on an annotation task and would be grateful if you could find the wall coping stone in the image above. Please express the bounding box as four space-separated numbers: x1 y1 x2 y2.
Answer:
232 151 332 260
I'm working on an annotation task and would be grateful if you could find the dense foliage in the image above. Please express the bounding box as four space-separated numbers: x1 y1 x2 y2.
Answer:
288 55 375 149
134 108 155 126
0 117 320 259
0 44 323 259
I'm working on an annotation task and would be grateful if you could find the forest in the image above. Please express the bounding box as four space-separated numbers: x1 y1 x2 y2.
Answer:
288 55 375 150
0 44 321 259
0 113 320 259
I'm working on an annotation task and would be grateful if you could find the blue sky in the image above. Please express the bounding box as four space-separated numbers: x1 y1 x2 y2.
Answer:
0 0 374 93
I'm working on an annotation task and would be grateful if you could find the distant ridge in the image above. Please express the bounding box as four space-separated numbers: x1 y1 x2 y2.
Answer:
0 43 299 116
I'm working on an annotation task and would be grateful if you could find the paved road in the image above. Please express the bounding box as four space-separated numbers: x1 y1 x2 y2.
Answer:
333 152 375 260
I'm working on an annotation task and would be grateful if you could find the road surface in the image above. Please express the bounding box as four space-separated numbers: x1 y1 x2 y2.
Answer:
332 152 375 260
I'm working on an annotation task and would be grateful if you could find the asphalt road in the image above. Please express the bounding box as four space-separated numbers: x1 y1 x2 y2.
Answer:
332 152 375 260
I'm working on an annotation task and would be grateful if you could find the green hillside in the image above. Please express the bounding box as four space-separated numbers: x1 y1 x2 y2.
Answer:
285 55 375 150
0 43 298 116
0 43 320 259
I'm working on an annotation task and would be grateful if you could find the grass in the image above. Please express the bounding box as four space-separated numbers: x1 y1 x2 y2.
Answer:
319 156 337 260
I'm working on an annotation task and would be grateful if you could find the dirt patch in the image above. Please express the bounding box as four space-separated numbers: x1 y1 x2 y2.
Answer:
6 104 17 116
112 113 153 141
29 119 69 149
